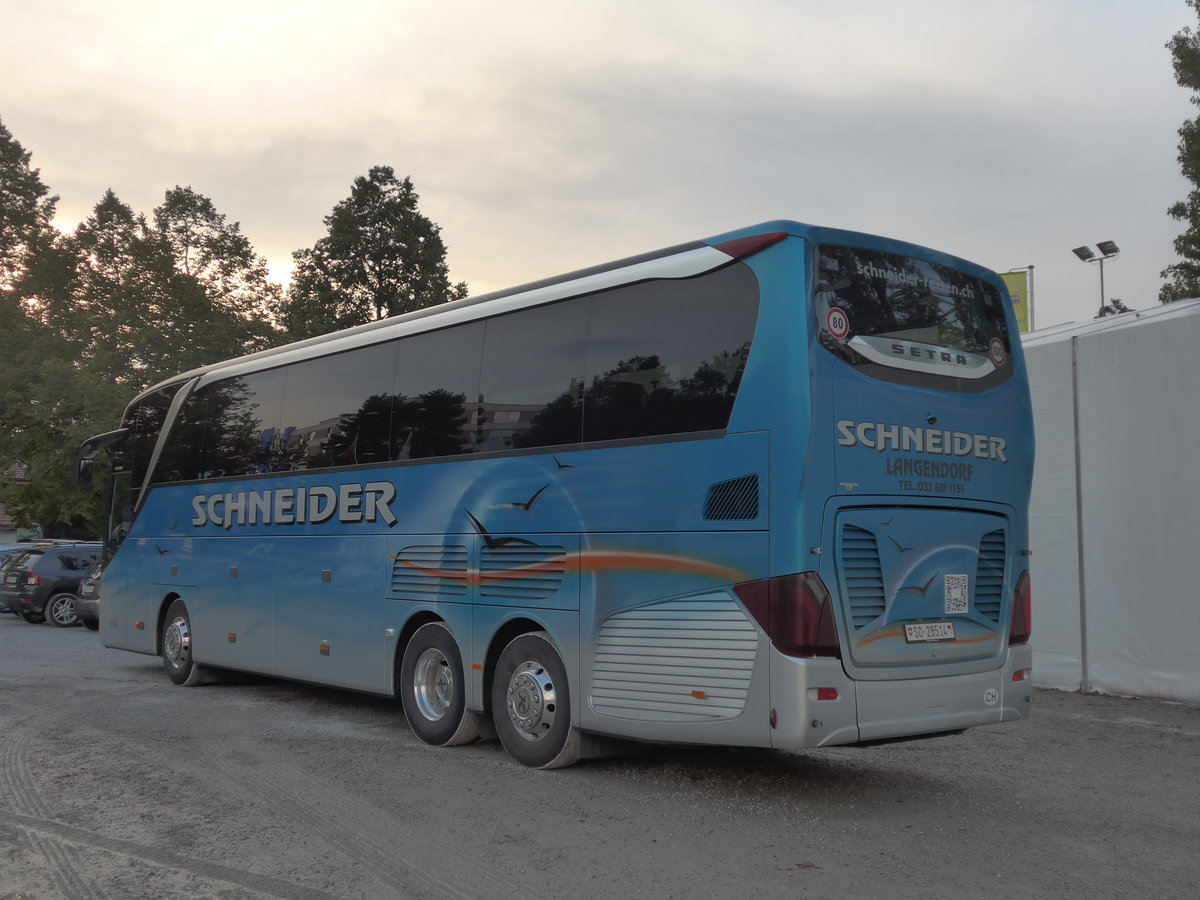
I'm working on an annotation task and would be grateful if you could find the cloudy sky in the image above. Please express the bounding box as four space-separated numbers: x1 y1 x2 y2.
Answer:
1 0 1194 327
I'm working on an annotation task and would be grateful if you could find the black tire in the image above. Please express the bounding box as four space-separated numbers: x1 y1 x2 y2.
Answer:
161 599 207 686
81 618 100 631
490 631 579 769
400 622 480 747
46 593 80 628
17 609 45 624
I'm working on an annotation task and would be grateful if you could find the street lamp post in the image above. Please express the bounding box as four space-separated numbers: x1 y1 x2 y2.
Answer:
1071 241 1120 316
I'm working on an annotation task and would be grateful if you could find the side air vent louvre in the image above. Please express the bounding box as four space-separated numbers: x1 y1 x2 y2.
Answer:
840 525 886 628
390 545 469 597
974 530 1006 623
703 474 760 521
480 545 566 600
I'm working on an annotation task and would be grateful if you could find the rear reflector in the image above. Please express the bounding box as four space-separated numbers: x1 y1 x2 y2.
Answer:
1009 570 1031 645
733 572 841 658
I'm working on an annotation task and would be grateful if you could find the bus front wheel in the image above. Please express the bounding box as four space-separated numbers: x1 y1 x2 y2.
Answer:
400 622 480 747
491 632 579 769
162 599 207 686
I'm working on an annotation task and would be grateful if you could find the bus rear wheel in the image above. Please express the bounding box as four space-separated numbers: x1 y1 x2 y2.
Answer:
400 622 479 747
491 632 579 769
161 599 207 686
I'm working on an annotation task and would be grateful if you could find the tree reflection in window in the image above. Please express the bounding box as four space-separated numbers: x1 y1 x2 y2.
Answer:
816 246 1007 357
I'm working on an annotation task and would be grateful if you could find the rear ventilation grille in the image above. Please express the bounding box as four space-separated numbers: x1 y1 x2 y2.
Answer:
480 545 566 600
974 530 1006 622
592 595 757 722
390 546 468 597
840 525 886 629
703 474 760 521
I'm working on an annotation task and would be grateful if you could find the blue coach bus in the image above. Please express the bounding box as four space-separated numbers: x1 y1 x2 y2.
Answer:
78 221 1034 768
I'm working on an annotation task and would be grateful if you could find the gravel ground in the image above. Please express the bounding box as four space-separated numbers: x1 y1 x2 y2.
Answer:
1 613 1197 900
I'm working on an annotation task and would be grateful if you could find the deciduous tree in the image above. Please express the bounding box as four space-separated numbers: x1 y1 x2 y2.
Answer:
1162 0 1200 302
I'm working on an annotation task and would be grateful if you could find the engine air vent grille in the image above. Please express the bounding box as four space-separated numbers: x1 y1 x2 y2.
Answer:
974 530 1006 623
840 525 886 629
703 474 760 521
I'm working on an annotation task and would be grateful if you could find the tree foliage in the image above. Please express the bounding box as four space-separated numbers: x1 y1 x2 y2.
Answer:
1097 298 1133 317
0 122 292 536
0 118 57 296
1162 1 1200 302
283 166 466 338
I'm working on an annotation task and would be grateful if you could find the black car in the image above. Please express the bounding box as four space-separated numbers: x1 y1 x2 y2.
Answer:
0 545 29 613
0 542 102 626
75 562 102 631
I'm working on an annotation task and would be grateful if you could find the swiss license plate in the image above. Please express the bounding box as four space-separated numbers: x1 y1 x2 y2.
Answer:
904 621 955 643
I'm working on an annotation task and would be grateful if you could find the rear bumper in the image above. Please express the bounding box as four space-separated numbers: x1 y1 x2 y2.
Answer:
75 596 99 622
855 643 1033 740
4 594 45 615
768 643 1033 749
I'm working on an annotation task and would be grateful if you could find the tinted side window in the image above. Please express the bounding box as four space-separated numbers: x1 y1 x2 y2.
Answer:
281 342 398 470
55 550 97 572
206 369 286 476
155 390 209 482
479 303 587 452
393 324 483 459
118 384 181 496
583 264 759 442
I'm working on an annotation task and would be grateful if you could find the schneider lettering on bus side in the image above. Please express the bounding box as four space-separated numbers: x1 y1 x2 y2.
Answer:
190 482 399 529
835 420 1008 463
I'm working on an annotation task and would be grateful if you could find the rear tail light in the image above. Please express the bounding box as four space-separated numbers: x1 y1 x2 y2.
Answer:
24 573 41 587
1009 570 1031 645
733 572 841 658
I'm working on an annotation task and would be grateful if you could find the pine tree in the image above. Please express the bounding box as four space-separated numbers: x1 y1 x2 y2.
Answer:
283 167 467 338
0 118 57 296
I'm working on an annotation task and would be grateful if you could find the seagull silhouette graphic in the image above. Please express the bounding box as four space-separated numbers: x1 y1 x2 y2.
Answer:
498 484 549 511
897 572 939 598
464 510 536 548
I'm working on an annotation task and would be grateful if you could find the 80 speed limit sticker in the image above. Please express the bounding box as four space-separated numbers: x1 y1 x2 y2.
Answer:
826 307 851 340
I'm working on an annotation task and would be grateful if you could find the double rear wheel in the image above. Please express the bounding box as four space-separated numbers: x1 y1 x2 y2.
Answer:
400 622 480 747
490 632 579 769
400 625 579 768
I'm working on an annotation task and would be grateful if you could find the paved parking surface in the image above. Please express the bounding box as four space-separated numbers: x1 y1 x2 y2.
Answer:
1 614 1197 899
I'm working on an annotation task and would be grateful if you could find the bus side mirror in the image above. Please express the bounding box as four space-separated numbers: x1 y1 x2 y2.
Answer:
77 457 95 491
76 428 129 490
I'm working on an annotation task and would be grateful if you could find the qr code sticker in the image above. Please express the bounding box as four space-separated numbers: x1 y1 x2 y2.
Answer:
944 575 969 614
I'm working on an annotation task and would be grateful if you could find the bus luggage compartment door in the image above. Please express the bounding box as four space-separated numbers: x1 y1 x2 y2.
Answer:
829 506 1010 674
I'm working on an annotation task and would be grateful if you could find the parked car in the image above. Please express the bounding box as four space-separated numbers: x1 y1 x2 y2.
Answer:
0 545 29 613
75 562 102 631
0 542 102 626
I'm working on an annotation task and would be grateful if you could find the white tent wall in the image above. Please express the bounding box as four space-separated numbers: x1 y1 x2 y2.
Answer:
1024 337 1083 690
1023 300 1200 702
